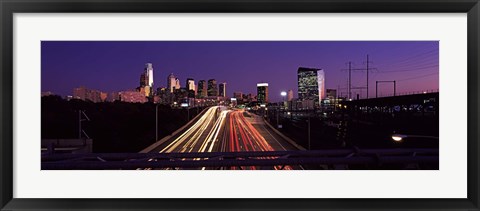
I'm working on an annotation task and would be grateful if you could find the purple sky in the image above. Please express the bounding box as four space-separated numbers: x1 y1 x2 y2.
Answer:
41 41 438 102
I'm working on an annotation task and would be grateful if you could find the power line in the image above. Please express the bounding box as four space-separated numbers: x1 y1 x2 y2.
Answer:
397 72 439 82
380 48 438 67
377 64 439 73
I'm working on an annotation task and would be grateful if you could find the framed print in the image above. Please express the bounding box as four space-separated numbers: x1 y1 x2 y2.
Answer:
1 0 479 210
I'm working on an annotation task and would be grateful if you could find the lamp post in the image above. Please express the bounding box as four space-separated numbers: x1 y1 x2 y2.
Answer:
391 134 439 142
279 91 287 127
281 91 287 109
156 104 159 142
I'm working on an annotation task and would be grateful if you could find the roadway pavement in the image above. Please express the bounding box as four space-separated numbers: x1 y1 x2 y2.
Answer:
144 107 302 170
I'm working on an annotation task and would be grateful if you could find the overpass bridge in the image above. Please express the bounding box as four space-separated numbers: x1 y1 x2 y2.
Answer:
41 148 438 170
343 92 438 114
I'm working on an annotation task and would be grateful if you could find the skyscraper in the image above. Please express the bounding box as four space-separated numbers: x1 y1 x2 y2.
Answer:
138 63 154 97
207 79 218 96
219 82 227 97
297 67 325 107
145 63 154 87
197 80 207 98
167 73 176 93
139 72 147 87
257 83 269 103
175 78 181 90
186 78 196 98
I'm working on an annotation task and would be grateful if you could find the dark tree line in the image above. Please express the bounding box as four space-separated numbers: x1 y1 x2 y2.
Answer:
41 96 203 153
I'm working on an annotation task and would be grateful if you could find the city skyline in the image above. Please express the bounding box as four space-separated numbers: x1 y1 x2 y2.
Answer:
41 41 439 102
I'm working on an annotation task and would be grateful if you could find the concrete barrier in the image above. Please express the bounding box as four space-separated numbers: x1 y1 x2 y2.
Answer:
140 107 208 153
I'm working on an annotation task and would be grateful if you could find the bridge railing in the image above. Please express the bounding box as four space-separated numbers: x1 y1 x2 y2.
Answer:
373 89 439 99
42 148 438 170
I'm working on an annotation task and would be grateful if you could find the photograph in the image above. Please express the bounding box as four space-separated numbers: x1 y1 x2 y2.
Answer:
40 41 439 170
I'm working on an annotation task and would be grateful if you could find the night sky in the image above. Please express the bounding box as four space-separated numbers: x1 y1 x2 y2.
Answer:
41 41 438 102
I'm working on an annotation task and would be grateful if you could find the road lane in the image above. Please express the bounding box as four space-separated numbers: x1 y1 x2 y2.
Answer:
145 107 301 170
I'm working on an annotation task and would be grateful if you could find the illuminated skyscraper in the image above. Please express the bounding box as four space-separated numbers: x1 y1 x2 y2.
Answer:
297 67 325 107
145 63 154 87
138 63 154 97
197 80 207 98
219 82 227 97
257 83 269 103
186 78 196 98
175 78 181 90
208 79 218 96
167 73 176 93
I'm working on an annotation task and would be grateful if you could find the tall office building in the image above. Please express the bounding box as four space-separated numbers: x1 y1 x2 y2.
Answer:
186 78 196 98
145 63 154 87
297 67 325 107
197 80 207 98
287 90 294 101
219 82 227 97
257 83 269 103
207 79 218 96
139 72 147 87
167 73 176 93
137 63 154 97
175 78 181 90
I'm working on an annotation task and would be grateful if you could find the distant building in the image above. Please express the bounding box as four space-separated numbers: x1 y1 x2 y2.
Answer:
207 79 218 96
219 82 227 97
167 73 176 93
175 78 181 90
156 87 171 104
100 92 108 102
186 78 196 98
145 63 154 87
244 93 256 102
326 89 337 100
138 63 154 97
107 92 120 102
119 91 147 103
41 91 55 97
297 67 325 108
197 80 207 98
257 83 269 104
287 90 294 101
233 92 243 100
73 86 102 103
139 72 147 87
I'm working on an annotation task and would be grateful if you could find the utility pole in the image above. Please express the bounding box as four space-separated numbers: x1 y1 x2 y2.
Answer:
366 54 369 99
156 104 159 142
341 56 376 100
348 62 352 100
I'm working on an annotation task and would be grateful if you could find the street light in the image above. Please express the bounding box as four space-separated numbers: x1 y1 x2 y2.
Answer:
281 91 287 109
156 104 159 142
391 134 438 142
278 91 288 127
391 134 407 142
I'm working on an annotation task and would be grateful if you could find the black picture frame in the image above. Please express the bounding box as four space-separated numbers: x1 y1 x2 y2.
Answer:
1 0 479 210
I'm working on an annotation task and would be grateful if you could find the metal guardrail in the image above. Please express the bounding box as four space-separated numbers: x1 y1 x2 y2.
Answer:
42 148 438 170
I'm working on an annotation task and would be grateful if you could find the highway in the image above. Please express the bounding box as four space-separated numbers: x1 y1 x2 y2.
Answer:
146 106 301 170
